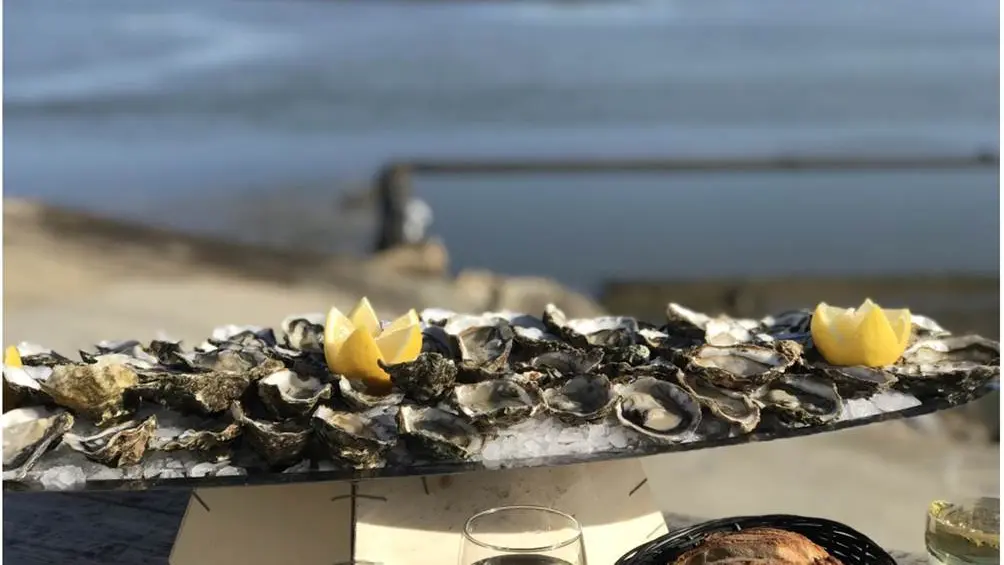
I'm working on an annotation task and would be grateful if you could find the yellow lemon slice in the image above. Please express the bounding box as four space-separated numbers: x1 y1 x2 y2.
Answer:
375 323 423 366
4 346 22 368
348 297 381 337
328 327 389 391
811 298 911 367
382 309 421 335
325 307 357 351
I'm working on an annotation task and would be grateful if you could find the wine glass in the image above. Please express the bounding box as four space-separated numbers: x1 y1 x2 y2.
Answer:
459 505 587 565
925 448 1000 565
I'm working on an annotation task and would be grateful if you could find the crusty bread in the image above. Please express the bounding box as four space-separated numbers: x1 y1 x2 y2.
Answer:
672 527 844 565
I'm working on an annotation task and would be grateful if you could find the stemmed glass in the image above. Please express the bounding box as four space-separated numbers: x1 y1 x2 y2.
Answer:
925 448 1000 564
459 506 587 565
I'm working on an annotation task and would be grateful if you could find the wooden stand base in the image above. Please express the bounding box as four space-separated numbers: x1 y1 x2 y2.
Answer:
170 459 667 565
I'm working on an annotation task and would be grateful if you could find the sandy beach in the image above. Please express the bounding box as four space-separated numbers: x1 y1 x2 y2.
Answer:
3 198 998 556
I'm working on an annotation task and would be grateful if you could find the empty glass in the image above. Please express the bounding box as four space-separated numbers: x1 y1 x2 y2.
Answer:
925 448 1000 565
459 506 587 565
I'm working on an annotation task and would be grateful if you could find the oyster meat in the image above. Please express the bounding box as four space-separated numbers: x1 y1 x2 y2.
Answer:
337 376 404 411
257 369 332 419
451 376 537 428
396 405 483 460
64 416 158 467
281 313 325 352
2 407 75 479
384 352 457 403
685 342 800 390
231 402 311 468
312 406 396 467
758 374 842 427
615 377 702 442
678 373 760 433
541 374 616 422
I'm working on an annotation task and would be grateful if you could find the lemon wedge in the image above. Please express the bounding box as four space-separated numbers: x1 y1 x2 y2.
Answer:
4 346 22 368
811 298 912 367
324 298 423 392
348 297 382 337
382 309 421 335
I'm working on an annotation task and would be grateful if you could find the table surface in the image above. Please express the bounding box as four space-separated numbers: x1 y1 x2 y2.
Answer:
3 490 927 565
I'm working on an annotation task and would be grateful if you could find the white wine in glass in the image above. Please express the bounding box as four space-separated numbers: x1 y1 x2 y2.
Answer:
459 506 587 565
925 449 1000 565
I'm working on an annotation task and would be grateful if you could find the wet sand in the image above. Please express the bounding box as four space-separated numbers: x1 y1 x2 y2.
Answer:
3 198 998 556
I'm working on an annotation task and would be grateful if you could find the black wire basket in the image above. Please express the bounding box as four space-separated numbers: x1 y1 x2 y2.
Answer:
614 514 898 565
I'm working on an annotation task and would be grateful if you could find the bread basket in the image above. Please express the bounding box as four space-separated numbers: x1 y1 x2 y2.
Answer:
614 514 897 565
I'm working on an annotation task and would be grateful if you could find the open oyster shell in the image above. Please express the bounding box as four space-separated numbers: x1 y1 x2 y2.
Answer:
154 421 243 453
3 363 53 411
42 359 140 426
337 377 404 411
257 369 332 419
280 313 325 352
678 373 760 433
64 415 158 467
384 352 457 404
890 336 1000 400
685 341 801 390
543 304 639 349
541 374 617 423
2 407 75 480
396 405 483 461
230 402 311 468
616 377 702 442
312 406 396 467
809 364 897 400
757 374 842 427
451 375 537 428
454 322 515 373
664 303 759 347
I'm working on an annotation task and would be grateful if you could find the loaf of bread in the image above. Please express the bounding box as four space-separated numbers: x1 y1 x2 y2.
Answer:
672 527 844 565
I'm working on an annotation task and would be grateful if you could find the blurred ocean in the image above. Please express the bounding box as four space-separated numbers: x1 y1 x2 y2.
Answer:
3 0 999 292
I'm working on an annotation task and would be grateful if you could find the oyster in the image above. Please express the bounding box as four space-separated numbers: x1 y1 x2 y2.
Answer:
757 309 813 343
542 304 638 349
678 373 760 432
664 303 757 347
15 343 73 366
257 369 332 419
529 349 604 377
541 374 616 422
809 364 897 400
451 376 537 428
3 363 53 410
64 415 158 467
454 322 514 373
384 352 457 403
2 407 75 479
230 402 311 467
281 313 325 352
685 342 801 390
312 406 396 467
155 422 242 452
396 405 483 461
42 359 140 426
133 371 251 415
615 377 702 442
758 374 842 427
890 336 1000 400
337 376 404 411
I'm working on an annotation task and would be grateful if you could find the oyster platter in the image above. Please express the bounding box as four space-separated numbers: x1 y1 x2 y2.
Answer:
2 298 998 492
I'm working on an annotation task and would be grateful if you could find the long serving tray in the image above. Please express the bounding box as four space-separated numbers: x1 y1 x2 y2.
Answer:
3 303 999 492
